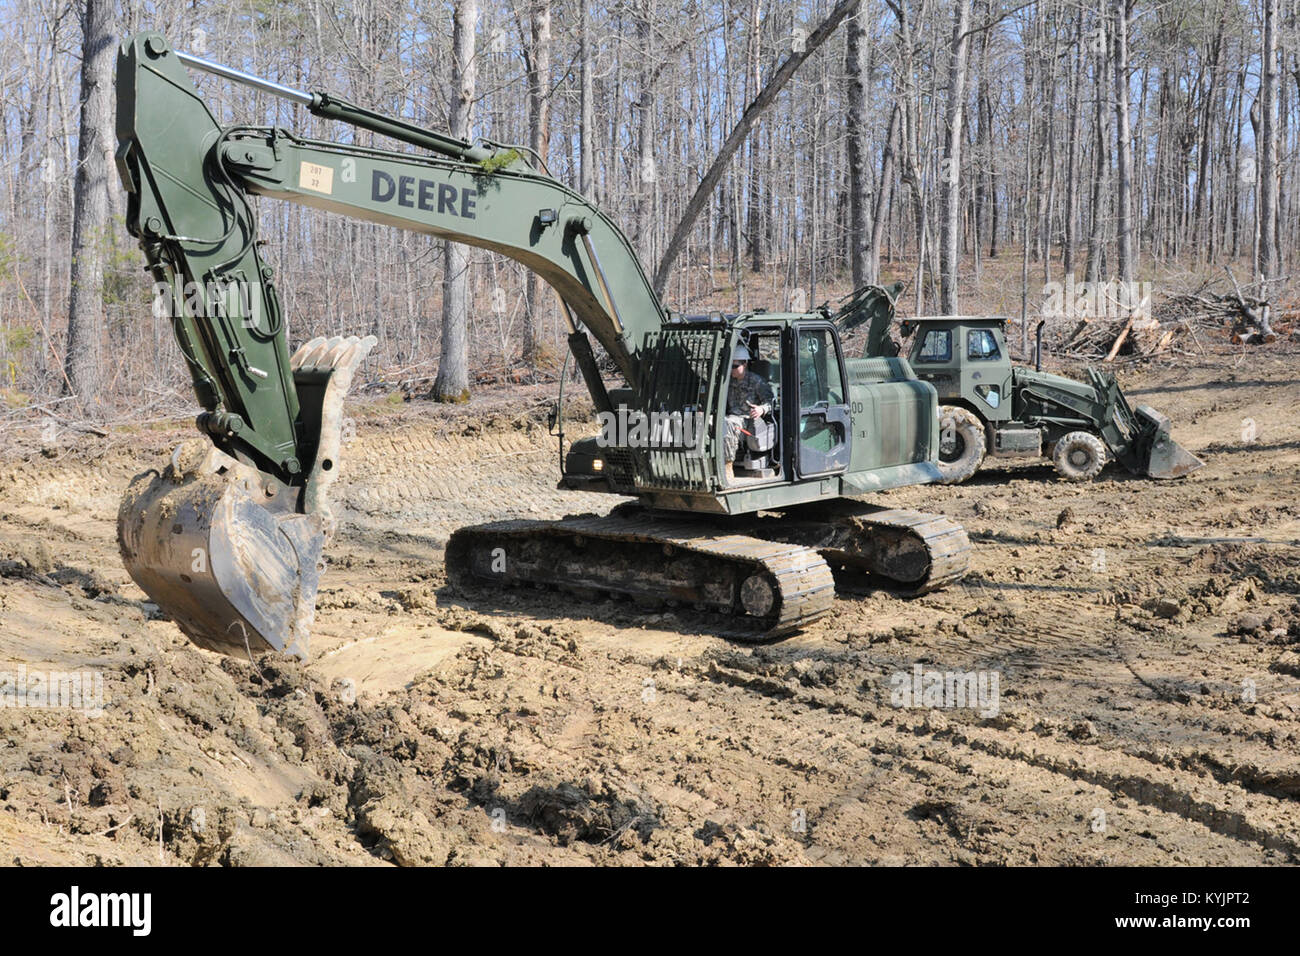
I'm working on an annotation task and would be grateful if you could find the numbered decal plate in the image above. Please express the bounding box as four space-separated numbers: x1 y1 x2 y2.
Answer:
299 161 335 195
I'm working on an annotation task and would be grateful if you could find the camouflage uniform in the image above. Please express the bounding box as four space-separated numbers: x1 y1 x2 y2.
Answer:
724 370 774 461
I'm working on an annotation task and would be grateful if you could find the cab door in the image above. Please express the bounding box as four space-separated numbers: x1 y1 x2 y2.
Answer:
788 322 851 477
961 326 1013 423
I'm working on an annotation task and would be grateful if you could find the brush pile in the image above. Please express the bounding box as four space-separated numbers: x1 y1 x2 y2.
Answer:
1052 267 1285 360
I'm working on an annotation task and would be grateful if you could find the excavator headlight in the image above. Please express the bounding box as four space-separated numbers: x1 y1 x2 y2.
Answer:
538 207 558 226
591 458 604 472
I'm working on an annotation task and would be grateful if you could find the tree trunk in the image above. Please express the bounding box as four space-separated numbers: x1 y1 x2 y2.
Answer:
867 102 900 285
974 2 993 271
1192 4 1226 260
939 0 972 314
845 0 870 288
432 0 478 403
1230 64 1245 259
745 0 763 273
1112 0 1133 287
1084 8 1110 284
1258 0 1280 282
63 0 114 414
634 1 656 263
523 0 553 366
579 4 595 199
1062 7 1083 274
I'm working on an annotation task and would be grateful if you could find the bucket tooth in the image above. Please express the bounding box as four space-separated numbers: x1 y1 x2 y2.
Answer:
295 334 377 540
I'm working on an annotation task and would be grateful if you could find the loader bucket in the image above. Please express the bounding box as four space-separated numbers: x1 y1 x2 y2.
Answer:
118 335 376 659
1134 405 1205 479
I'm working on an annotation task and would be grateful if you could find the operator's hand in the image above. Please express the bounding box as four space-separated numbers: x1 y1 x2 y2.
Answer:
746 401 768 420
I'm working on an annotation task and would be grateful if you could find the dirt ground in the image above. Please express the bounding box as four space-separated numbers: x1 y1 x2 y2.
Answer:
1 343 1298 866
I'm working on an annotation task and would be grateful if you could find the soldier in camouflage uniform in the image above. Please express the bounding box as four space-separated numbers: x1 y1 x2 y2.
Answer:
724 345 774 476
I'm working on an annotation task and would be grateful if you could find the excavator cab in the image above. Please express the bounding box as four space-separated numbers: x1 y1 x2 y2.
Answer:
726 319 854 481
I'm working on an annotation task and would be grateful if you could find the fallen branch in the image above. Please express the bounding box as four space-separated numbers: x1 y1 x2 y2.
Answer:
1103 313 1136 362
1224 266 1277 343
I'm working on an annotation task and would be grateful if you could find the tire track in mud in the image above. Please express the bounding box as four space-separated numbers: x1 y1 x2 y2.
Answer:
931 584 1299 852
679 653 1299 859
335 420 618 535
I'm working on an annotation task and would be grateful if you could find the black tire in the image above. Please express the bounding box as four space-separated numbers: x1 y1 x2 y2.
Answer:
1052 431 1107 482
937 406 986 485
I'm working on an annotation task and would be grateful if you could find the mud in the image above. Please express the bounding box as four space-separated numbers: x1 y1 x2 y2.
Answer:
1 350 1297 865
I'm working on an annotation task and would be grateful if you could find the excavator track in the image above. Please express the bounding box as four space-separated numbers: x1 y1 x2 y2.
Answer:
445 515 836 640
742 502 972 596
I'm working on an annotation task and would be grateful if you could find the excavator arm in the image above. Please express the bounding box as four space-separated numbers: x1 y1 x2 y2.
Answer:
114 32 668 657
117 32 663 479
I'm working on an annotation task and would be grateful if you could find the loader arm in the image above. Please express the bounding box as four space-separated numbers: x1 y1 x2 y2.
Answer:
116 32 662 485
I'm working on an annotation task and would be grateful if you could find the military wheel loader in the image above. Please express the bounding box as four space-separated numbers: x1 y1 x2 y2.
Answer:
836 285 1204 485
113 34 971 659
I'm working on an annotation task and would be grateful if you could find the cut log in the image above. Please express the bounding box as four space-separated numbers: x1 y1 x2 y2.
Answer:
1103 314 1136 362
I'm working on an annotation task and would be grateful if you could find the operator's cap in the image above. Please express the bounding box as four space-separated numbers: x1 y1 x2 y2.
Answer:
732 345 751 362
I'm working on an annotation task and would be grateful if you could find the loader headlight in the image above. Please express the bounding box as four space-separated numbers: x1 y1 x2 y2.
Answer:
592 458 604 472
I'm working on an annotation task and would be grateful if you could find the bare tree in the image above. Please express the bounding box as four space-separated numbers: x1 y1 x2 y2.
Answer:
652 0 856 297
1192 4 1227 260
1258 0 1280 283
1084 5 1110 284
634 0 657 263
845 0 871 288
939 0 971 314
1112 0 1134 288
579 2 595 199
432 0 479 403
868 102 901 285
63 0 114 414
522 0 553 365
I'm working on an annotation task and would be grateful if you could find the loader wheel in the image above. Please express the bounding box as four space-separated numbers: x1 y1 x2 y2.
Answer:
1053 431 1107 482
936 406 986 485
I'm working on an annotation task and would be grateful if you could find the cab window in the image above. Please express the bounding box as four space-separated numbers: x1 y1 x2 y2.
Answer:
798 328 844 406
967 329 1001 360
916 329 952 363
740 330 781 408
795 326 849 475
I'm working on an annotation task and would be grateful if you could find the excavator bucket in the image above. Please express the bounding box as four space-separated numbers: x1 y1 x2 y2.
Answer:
118 336 375 659
1134 405 1205 479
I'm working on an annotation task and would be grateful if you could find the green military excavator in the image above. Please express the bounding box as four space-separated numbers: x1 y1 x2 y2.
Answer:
114 33 970 659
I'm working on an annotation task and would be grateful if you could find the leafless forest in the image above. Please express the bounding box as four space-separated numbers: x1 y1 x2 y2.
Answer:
0 0 1294 421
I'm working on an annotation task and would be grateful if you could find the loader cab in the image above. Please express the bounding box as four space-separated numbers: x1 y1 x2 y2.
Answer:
905 317 1014 423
